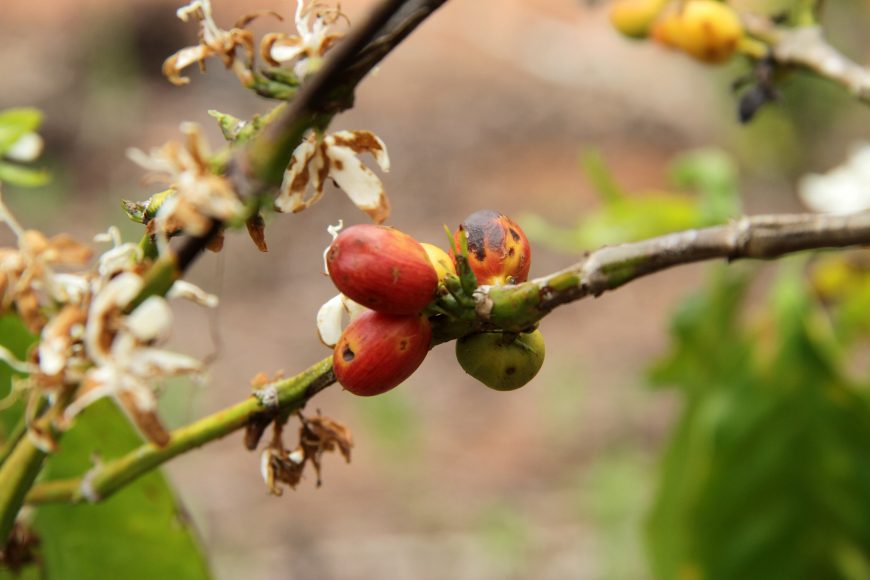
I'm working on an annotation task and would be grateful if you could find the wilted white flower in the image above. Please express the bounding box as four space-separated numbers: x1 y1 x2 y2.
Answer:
316 293 368 347
799 143 870 214
64 274 205 445
0 190 92 331
261 1 347 80
163 0 260 86
128 123 244 242
276 130 391 223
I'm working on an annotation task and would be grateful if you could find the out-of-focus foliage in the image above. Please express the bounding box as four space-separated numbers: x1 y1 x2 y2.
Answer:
521 149 740 252
0 108 49 187
33 400 211 580
647 262 870 580
0 315 36 438
0 317 210 579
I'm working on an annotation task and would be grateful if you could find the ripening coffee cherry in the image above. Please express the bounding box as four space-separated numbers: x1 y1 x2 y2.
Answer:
455 330 545 391
327 224 439 314
452 210 531 285
609 0 670 39
421 242 456 282
653 0 743 64
334 311 432 396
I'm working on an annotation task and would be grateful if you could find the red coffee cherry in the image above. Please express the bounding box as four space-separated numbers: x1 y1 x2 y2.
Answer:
327 224 439 314
333 311 432 396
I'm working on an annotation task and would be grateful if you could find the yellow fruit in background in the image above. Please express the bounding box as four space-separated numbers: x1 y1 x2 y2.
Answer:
652 0 744 64
609 0 670 39
422 242 456 282
676 0 743 63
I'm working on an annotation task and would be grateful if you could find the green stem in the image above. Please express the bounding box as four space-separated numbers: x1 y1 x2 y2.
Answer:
0 437 45 538
0 414 27 467
28 212 870 506
26 357 334 505
0 393 68 541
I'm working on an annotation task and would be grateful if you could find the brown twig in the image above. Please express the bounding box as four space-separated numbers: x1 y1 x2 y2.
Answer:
743 15 870 103
176 0 449 273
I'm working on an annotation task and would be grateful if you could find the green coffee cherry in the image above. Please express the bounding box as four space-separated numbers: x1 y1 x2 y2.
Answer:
455 330 545 391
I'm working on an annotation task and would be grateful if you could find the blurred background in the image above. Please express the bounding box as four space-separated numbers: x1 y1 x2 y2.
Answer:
2 0 870 578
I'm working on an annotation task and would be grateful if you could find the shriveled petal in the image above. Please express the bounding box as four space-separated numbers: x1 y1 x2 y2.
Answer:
85 272 144 361
168 280 219 308
275 134 321 213
261 33 306 66
327 131 390 172
38 305 85 376
343 295 368 320
127 346 203 377
323 136 390 223
48 273 89 304
64 371 117 421
96 243 141 279
163 45 212 86
316 294 344 347
126 296 172 343
116 389 170 447
316 293 368 348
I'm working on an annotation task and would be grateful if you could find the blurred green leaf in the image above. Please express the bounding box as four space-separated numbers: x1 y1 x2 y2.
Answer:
33 399 211 579
522 149 741 253
648 262 870 580
0 314 37 443
0 163 50 188
0 109 42 156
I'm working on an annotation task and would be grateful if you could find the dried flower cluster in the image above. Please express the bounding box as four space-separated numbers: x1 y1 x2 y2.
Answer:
164 0 347 87
0 192 215 448
259 410 353 495
127 122 244 251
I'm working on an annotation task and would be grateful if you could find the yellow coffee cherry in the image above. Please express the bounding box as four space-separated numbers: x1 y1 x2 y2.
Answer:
653 0 744 64
609 0 670 39
421 242 456 282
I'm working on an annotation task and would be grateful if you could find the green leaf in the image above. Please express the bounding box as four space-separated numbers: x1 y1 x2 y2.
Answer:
0 162 50 188
648 263 870 580
33 399 211 580
0 108 42 156
0 315 37 444
522 149 741 253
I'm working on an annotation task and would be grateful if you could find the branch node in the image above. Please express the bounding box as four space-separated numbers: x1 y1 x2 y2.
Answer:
473 288 494 320
79 466 101 504
253 383 281 410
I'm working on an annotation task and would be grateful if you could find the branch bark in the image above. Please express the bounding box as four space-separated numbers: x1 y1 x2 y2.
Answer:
176 0 449 274
26 211 870 505
743 15 870 103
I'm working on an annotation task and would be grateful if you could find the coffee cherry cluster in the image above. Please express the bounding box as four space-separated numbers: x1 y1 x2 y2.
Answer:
326 224 438 396
450 210 544 391
324 210 545 397
610 0 744 64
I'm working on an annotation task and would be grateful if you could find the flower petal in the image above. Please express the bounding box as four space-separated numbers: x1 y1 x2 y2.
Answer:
323 136 390 223
168 280 219 308
275 133 320 213
126 296 172 343
316 294 345 347
327 130 390 172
